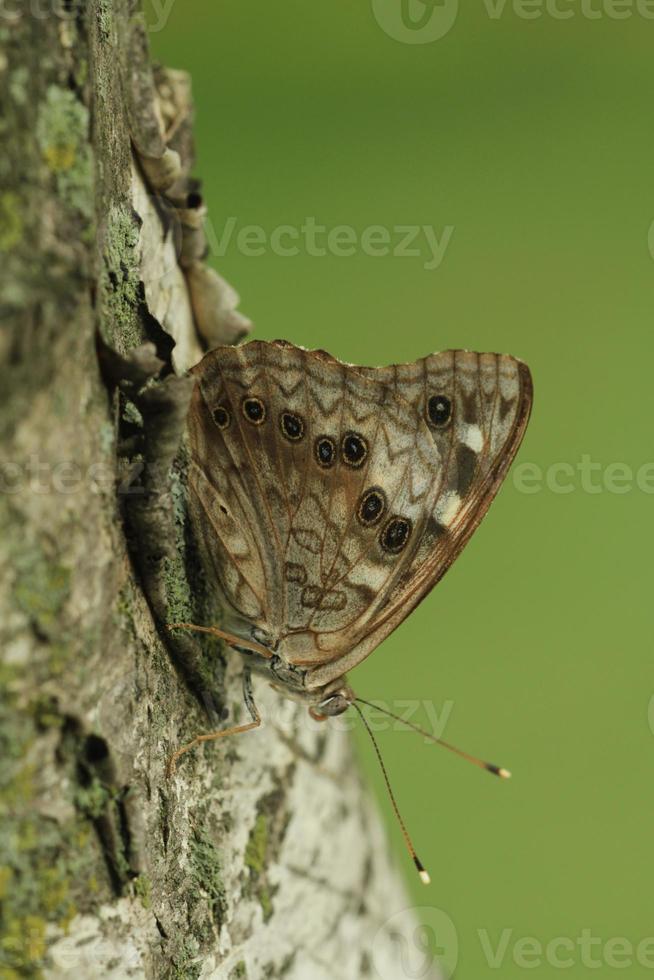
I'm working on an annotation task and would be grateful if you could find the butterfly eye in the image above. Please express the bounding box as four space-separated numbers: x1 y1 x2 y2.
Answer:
314 436 336 468
380 516 413 554
357 488 387 527
212 405 230 429
427 394 452 428
280 411 305 442
341 432 368 468
317 693 351 717
242 397 266 425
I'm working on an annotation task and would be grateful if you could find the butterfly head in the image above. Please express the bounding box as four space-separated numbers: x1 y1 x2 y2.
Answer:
309 683 355 721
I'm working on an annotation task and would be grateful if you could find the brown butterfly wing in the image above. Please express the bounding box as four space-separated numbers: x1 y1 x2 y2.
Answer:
188 341 440 648
188 342 532 686
271 346 441 650
305 349 533 689
187 352 281 636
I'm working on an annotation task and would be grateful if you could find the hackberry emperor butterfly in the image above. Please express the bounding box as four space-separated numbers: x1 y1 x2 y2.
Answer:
169 339 532 879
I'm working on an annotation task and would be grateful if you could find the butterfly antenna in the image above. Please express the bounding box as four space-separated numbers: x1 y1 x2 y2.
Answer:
355 697 511 780
351 701 430 886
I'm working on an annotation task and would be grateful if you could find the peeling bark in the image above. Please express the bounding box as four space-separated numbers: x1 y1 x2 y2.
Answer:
0 3 427 978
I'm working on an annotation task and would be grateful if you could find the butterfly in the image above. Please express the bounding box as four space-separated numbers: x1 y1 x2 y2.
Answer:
169 339 533 881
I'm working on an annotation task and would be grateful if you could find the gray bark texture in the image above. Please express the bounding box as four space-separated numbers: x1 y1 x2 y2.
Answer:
0 3 426 979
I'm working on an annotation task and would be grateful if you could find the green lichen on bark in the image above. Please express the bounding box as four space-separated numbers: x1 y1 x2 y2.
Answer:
1 2 141 975
14 550 71 643
161 553 194 626
0 709 112 978
164 453 228 698
189 824 228 927
244 814 268 875
245 815 274 922
99 203 144 349
35 85 93 222
0 192 22 253
242 785 293 924
0 12 95 326
133 873 152 909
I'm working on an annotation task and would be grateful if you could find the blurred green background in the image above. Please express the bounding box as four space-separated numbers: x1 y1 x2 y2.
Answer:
152 3 652 976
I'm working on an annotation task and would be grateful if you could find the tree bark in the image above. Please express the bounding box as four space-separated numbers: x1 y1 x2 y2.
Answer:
0 3 426 978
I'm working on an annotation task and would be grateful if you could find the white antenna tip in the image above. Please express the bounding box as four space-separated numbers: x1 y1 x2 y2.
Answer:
499 767 512 780
419 869 431 885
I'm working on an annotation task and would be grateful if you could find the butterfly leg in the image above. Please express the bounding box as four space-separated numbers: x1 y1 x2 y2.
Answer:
166 665 261 777
167 622 273 658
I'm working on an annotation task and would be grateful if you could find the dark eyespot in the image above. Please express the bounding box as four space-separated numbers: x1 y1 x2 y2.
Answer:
212 405 230 429
427 394 452 428
280 411 304 442
341 432 368 468
357 488 387 527
242 397 266 425
315 436 336 468
380 516 413 554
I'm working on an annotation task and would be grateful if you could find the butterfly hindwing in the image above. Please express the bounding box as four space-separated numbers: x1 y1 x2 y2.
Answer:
307 349 533 686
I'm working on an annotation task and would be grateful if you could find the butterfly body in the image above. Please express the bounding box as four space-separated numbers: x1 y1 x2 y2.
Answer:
184 339 532 718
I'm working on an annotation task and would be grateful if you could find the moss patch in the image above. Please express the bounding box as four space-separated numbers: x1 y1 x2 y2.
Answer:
244 814 274 922
99 204 143 350
133 874 151 909
242 786 292 925
0 758 98 978
189 826 227 926
244 815 268 876
162 554 193 626
0 192 23 252
14 549 70 642
35 85 93 220
169 937 201 980
74 776 112 821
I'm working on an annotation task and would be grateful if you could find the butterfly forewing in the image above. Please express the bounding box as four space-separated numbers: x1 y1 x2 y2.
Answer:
187 341 532 685
189 342 442 650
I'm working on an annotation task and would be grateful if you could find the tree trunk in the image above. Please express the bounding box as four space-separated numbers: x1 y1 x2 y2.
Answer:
0 3 426 978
